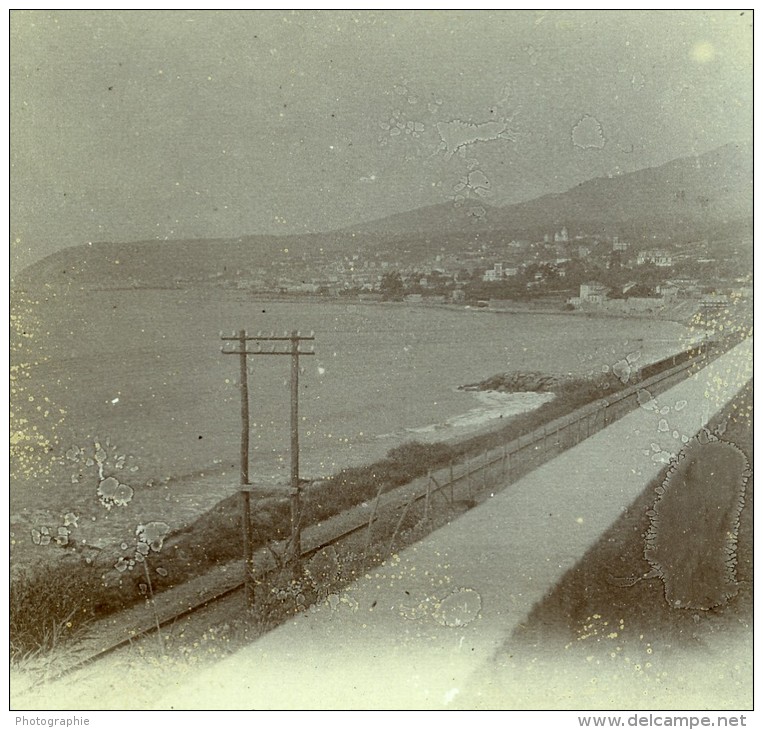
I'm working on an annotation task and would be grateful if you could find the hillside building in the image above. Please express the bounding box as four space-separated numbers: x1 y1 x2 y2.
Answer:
637 249 673 267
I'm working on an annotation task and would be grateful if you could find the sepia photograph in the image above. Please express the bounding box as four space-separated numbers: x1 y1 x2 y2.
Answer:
9 8 753 714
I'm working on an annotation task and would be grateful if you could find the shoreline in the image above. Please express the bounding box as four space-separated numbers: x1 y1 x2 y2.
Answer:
13 283 705 326
399 390 557 445
9 291 712 569
11 333 742 661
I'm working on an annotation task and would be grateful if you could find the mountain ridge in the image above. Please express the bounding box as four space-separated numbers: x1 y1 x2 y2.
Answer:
13 142 751 291
344 141 751 238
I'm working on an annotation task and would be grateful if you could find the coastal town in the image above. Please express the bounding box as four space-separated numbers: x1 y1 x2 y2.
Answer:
199 226 752 316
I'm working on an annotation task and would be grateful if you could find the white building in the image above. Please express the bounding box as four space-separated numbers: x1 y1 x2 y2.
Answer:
579 281 610 303
637 249 673 267
482 262 504 282
554 227 569 243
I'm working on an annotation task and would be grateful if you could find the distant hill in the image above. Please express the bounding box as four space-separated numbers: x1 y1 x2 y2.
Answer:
346 141 751 241
485 141 752 240
13 142 751 292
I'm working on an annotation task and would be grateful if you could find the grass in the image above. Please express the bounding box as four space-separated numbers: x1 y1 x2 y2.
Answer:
9 334 743 661
9 561 99 663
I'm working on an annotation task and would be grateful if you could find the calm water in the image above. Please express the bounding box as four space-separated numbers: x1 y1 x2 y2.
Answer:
12 289 695 505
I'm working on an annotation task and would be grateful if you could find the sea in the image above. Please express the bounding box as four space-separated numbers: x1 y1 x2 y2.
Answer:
11 288 699 509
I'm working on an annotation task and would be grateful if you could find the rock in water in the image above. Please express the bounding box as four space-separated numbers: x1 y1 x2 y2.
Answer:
459 371 578 393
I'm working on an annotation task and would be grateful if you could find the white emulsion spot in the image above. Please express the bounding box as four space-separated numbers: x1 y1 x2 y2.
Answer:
572 114 606 149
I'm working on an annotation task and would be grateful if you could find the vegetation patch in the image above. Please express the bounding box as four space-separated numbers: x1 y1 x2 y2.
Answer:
9 339 732 661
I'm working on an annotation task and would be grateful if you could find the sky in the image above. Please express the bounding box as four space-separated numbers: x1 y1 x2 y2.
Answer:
10 9 753 270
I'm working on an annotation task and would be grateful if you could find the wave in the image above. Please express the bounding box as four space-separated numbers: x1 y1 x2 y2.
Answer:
402 390 555 441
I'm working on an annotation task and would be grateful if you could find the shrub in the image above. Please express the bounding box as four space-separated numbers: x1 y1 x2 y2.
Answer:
10 559 100 661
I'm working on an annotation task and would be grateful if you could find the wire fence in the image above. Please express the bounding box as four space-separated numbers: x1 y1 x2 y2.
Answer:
46 337 739 668
302 342 729 557
368 341 713 536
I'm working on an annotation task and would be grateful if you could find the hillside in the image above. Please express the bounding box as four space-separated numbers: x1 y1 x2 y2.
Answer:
486 141 752 239
347 141 751 240
13 143 751 292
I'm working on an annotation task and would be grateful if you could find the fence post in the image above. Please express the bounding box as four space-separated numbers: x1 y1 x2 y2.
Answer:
466 457 472 500
449 460 455 503
424 469 431 520
362 483 385 570
516 437 523 472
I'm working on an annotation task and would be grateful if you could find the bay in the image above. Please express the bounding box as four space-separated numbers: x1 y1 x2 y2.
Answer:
11 288 696 511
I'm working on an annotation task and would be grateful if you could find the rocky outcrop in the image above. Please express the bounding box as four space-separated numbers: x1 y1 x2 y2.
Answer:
459 371 578 393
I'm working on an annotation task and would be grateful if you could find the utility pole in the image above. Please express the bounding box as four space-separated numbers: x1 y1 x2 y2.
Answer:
222 329 315 572
238 329 254 608
289 331 303 557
